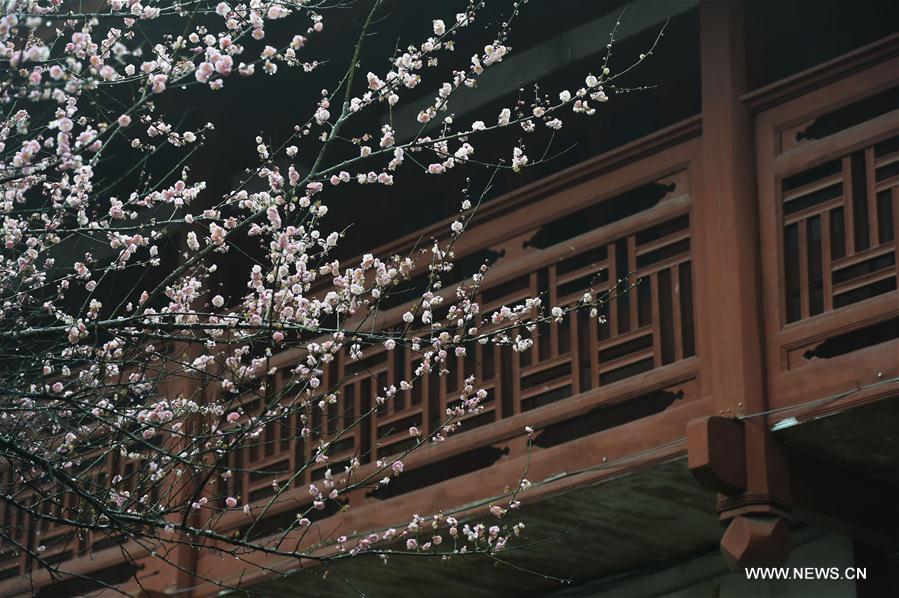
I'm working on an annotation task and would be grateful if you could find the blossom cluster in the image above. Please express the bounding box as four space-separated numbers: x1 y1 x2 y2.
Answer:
0 0 659 589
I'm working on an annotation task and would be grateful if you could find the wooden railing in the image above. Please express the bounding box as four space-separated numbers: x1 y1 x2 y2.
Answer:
0 453 146 588
209 122 703 512
0 121 703 591
2 39 897 595
755 55 899 410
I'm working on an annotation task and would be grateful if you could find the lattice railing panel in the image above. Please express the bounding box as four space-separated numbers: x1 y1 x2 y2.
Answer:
757 59 898 381
193 138 705 526
781 134 898 324
0 446 148 577
507 210 695 414
248 172 697 476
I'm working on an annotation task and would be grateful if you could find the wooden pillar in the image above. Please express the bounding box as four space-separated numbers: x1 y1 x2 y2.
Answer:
694 0 765 418
691 0 791 569
139 344 203 597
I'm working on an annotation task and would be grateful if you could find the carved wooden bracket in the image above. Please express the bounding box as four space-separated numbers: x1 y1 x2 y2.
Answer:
688 416 793 569
689 412 899 569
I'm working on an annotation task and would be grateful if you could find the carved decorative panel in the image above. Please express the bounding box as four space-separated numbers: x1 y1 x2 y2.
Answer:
781 136 897 324
756 60 899 391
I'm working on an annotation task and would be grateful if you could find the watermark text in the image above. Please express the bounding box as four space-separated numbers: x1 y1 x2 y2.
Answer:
745 567 866 581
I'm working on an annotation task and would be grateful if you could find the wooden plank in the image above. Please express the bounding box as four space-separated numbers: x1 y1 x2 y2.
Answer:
671 264 684 362
775 112 899 176
597 349 656 374
650 272 663 368
519 378 572 401
519 353 573 376
634 229 691 255
822 210 833 311
741 33 899 112
875 175 899 192
798 218 810 320
628 235 639 332
783 197 844 226
555 259 610 285
549 265 559 358
831 242 896 268
843 155 856 254
596 324 654 349
529 271 540 360
832 267 896 295
571 310 583 395
607 241 619 338
866 147 880 245
782 172 843 202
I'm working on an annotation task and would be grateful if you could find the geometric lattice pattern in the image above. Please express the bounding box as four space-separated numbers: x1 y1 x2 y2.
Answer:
782 135 898 323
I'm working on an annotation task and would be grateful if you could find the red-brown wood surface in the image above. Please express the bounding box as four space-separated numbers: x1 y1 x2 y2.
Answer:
755 58 899 414
2 22 898 598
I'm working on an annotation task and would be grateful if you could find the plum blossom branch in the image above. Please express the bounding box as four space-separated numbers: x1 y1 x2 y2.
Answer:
0 0 663 592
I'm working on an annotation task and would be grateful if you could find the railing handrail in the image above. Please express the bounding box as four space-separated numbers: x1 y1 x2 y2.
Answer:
741 32 899 113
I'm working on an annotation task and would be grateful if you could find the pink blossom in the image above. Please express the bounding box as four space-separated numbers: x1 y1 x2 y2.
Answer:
215 55 233 76
314 107 330 125
151 74 167 93
195 62 214 83
266 206 281 229
366 72 383 90
0 2 645 579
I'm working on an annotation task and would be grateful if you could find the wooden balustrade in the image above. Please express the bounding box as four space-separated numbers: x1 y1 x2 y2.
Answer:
756 56 899 412
206 125 703 515
2 39 898 595
0 451 145 585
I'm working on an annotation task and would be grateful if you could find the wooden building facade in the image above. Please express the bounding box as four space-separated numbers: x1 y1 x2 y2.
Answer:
1 1 897 596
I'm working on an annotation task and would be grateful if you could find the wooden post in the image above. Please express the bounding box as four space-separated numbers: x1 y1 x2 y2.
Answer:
694 0 765 418
691 0 793 569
